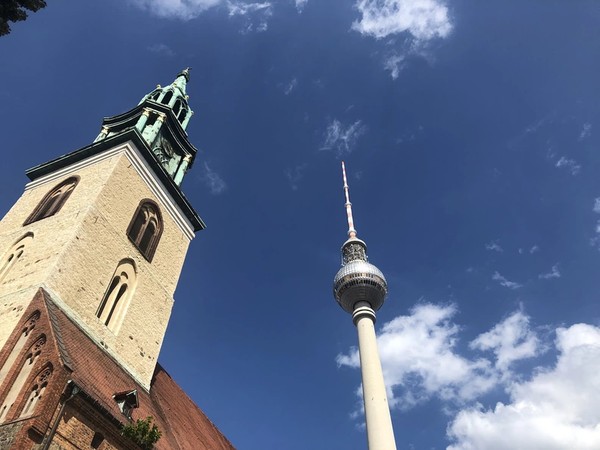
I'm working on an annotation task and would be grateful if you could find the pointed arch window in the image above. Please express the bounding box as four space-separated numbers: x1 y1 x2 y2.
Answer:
127 200 163 262
24 176 79 225
0 233 33 284
173 99 182 116
96 260 136 332
0 335 46 423
178 106 188 124
0 310 40 386
161 90 173 106
20 364 52 418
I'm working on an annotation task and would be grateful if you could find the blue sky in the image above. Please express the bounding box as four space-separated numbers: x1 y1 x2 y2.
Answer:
2 1 600 449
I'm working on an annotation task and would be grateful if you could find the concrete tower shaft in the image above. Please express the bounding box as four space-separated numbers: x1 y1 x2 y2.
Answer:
332 162 397 450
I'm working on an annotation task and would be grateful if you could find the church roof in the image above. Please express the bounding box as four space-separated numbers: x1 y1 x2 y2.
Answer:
39 289 234 450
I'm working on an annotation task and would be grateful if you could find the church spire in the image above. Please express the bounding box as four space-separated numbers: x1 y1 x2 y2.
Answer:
93 70 197 186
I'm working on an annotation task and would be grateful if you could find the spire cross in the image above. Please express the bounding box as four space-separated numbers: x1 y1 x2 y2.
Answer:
341 161 357 239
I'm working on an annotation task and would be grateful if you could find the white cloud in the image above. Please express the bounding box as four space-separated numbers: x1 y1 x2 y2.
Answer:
539 264 561 280
352 0 452 40
352 0 452 78
485 241 503 253
147 43 175 56
448 324 600 450
470 311 539 372
130 0 223 19
492 272 522 290
199 162 227 194
295 0 307 13
321 119 366 157
579 122 592 141
384 54 406 80
337 304 498 410
227 1 273 32
282 78 298 95
593 198 600 214
529 245 540 254
555 156 581 175
285 163 307 190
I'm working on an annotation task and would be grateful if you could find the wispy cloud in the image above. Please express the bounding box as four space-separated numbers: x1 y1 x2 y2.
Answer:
295 0 308 13
285 163 307 191
227 1 272 32
579 122 592 141
593 197 600 214
130 0 223 19
321 119 366 157
282 77 298 95
539 263 561 280
555 156 581 175
470 310 540 373
591 198 600 250
352 0 452 40
529 245 539 254
485 241 503 253
147 43 175 56
199 162 227 194
352 0 452 78
492 272 522 290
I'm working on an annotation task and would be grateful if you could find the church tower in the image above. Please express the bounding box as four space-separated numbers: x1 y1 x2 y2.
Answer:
0 71 233 449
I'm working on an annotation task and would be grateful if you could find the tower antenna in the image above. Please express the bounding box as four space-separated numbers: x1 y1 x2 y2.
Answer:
341 161 357 239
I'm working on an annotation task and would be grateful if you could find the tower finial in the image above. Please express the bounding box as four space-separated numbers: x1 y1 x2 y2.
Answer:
342 161 357 239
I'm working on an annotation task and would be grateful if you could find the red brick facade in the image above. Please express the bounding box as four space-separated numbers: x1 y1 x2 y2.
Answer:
0 290 235 449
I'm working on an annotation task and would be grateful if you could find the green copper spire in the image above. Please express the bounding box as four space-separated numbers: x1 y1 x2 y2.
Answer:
93 70 198 186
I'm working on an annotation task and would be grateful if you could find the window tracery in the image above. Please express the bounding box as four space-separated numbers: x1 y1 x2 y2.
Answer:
0 310 40 386
20 364 52 418
0 335 46 423
24 176 79 225
0 233 33 284
126 200 163 262
96 260 136 332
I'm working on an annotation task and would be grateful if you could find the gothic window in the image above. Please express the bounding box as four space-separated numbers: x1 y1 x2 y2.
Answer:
150 90 161 101
0 311 40 386
146 112 158 128
173 99 182 116
96 260 136 332
0 335 46 423
24 176 79 225
126 200 163 262
162 90 173 106
20 364 52 418
178 108 187 124
0 233 33 284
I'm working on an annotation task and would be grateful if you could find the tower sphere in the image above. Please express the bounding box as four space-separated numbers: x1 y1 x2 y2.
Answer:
333 259 388 314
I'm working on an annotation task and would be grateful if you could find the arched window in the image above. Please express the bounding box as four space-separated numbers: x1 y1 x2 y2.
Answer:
20 364 52 418
173 99 182 116
0 233 33 284
24 176 79 225
161 90 173 106
0 335 46 423
96 260 136 332
126 200 163 262
178 108 188 124
0 310 40 386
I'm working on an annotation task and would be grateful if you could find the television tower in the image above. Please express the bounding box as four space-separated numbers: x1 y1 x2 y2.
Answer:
333 162 397 450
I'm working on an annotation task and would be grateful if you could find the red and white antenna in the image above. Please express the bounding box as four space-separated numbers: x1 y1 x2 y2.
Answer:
341 161 357 239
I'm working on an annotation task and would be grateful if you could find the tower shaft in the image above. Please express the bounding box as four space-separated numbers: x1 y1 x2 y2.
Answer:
354 304 397 450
